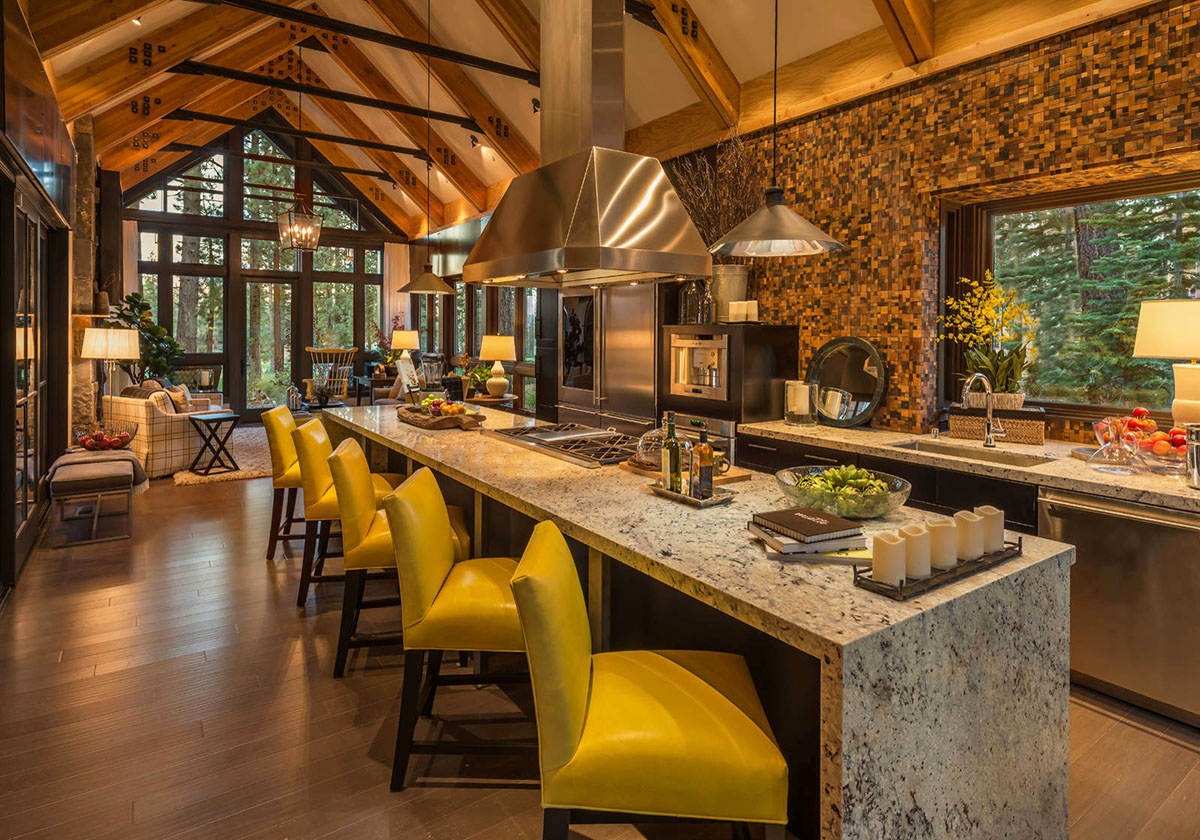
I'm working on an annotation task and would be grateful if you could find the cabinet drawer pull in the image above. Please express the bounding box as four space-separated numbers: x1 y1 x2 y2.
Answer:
804 454 837 464
745 443 778 452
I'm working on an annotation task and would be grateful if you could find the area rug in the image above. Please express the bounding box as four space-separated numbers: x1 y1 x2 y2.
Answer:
173 425 273 485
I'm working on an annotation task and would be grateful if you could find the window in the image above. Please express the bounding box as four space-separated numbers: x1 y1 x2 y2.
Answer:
139 232 159 261
138 273 159 315
364 284 382 347
171 234 224 266
172 275 225 353
137 190 164 212
453 281 467 355
241 237 298 272
945 178 1200 415
472 288 485 356
313 281 355 347
365 249 382 274
314 246 355 273
522 287 537 361
243 130 295 222
498 287 516 336
316 187 358 230
166 155 225 217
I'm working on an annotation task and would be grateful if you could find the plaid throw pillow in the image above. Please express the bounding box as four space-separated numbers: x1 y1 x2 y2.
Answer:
120 386 161 400
148 390 176 414
166 384 192 412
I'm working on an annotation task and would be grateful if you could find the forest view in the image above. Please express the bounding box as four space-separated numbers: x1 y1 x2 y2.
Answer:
992 187 1200 410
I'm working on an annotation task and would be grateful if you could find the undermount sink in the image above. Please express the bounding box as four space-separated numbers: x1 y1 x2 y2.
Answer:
890 439 1057 468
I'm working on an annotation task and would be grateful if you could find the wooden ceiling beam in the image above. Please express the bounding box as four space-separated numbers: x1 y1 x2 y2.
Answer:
54 0 310 122
648 0 739 128
357 0 539 174
276 76 439 231
313 31 487 211
872 0 935 65
472 0 539 69
92 24 301 156
29 0 170 60
627 0 1161 162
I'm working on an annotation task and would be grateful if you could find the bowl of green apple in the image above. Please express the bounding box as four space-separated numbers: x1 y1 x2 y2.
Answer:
774 464 911 519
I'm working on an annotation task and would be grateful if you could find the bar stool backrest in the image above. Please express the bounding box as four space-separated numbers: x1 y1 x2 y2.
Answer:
292 420 335 517
383 468 458 629
510 521 593 772
328 438 377 553
262 406 298 485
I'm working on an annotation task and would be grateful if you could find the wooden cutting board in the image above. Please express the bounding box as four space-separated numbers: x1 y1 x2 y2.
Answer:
619 459 753 485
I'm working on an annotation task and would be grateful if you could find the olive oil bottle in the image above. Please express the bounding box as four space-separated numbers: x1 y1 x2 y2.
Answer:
690 428 714 499
661 411 683 493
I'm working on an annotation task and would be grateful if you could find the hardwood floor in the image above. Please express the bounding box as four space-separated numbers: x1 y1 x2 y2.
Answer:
1 477 1197 839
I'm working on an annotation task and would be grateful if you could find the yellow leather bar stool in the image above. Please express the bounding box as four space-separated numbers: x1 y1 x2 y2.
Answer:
291 419 405 607
262 406 305 561
383 467 534 792
328 438 406 678
511 521 788 840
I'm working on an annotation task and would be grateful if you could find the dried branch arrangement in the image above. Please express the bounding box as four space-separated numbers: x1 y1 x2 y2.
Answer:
666 133 763 265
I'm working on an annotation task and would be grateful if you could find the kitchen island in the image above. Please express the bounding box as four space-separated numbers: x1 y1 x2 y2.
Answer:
323 405 1073 840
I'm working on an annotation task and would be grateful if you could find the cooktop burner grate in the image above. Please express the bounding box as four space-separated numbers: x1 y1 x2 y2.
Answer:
492 423 641 466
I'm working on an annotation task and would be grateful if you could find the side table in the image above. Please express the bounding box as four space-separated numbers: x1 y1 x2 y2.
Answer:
189 412 241 475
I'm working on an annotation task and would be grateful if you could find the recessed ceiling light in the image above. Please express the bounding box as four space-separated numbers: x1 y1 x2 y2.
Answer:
132 15 143 25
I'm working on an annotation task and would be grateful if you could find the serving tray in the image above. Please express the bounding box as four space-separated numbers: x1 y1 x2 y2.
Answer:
650 482 734 508
852 537 1023 601
396 405 484 430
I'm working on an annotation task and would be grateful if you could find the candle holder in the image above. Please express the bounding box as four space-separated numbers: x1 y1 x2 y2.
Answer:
853 537 1023 601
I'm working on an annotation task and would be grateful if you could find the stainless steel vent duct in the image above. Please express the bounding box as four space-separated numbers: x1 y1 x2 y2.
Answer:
463 0 711 287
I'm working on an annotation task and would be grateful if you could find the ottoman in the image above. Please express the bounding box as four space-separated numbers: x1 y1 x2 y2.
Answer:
48 458 135 546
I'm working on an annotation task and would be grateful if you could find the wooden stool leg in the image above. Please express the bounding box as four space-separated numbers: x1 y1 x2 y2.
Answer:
419 650 443 717
297 520 319 607
314 520 331 574
763 824 786 840
391 649 426 792
266 488 284 561
542 808 570 840
334 569 367 678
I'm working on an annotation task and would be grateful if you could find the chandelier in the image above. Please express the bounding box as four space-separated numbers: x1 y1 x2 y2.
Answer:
277 203 323 253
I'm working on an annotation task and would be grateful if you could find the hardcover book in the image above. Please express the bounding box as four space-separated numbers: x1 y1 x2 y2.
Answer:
751 507 862 543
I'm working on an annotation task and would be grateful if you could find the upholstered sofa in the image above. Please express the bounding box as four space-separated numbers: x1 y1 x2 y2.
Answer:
102 387 231 478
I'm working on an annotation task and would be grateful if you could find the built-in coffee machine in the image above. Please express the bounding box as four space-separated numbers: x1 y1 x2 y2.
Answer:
658 324 799 463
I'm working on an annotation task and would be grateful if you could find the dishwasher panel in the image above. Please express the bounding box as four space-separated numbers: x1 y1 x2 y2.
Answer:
1038 488 1200 726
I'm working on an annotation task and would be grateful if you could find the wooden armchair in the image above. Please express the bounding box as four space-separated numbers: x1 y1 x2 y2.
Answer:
304 347 356 402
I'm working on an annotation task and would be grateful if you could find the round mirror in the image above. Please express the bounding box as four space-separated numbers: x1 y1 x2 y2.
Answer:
806 337 887 427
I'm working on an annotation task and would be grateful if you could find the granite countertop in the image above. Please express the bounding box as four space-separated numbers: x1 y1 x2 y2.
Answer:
739 420 1200 514
324 405 1074 661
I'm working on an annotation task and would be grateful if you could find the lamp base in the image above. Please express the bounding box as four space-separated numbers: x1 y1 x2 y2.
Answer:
1172 363 1200 426
487 359 508 397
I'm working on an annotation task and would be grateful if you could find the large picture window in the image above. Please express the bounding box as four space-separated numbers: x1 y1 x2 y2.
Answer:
944 176 1200 417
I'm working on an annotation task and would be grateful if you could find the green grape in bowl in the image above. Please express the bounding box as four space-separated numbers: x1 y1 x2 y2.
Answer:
774 464 911 519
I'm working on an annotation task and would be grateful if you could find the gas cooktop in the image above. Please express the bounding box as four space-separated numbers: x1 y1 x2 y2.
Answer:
485 423 640 469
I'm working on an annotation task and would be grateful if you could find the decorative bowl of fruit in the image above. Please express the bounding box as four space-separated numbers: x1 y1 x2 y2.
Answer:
73 422 138 452
775 464 911 519
1094 407 1188 475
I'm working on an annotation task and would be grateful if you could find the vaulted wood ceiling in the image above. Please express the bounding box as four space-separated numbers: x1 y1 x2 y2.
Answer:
35 0 1160 238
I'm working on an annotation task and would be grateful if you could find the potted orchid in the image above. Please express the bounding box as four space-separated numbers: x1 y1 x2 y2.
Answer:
937 270 1037 409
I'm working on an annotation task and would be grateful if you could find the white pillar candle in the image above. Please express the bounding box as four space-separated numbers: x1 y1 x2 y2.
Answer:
900 523 931 580
745 300 759 321
927 517 958 570
729 301 748 321
955 510 985 561
871 531 906 587
974 505 1006 554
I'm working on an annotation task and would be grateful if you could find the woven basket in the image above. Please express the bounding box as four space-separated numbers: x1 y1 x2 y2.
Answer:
948 405 1045 445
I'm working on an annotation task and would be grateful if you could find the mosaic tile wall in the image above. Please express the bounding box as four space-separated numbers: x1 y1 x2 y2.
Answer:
739 0 1200 433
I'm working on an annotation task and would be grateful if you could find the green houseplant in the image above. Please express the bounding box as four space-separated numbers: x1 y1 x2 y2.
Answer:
938 270 1036 406
104 292 183 382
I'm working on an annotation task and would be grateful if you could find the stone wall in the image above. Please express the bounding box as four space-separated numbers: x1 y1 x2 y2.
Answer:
740 0 1200 433
70 116 98 427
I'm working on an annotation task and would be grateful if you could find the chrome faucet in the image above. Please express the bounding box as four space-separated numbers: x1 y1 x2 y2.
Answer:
962 372 1006 448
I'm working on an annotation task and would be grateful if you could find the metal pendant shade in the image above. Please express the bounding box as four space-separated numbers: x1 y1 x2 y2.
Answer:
710 0 841 258
276 204 323 253
709 187 843 257
400 262 456 295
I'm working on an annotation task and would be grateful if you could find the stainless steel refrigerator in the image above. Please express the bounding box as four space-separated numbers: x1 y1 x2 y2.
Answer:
555 285 658 435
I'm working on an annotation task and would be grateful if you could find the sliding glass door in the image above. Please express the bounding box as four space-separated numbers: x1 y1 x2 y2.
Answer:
244 280 295 416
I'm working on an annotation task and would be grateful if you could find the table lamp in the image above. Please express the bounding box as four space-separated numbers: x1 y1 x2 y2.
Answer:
1133 299 1200 425
478 334 516 397
391 329 420 360
82 327 141 418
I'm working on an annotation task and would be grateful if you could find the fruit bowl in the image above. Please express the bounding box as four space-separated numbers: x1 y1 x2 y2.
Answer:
1094 409 1187 475
775 465 910 520
73 422 138 452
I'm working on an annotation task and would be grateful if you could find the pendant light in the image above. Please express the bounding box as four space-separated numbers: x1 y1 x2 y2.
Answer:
277 45 324 253
708 0 842 258
399 0 455 296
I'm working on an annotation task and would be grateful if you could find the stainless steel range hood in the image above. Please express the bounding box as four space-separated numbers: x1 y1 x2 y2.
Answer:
462 0 712 288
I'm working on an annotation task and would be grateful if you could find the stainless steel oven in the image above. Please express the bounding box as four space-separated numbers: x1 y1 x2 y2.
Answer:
668 332 728 401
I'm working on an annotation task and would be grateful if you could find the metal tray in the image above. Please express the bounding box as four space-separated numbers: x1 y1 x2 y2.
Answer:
852 537 1023 601
650 482 734 508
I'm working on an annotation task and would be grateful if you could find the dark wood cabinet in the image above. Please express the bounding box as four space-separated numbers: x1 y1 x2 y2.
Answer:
738 432 1040 533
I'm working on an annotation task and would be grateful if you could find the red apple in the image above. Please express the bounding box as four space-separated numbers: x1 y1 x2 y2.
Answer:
1132 406 1150 419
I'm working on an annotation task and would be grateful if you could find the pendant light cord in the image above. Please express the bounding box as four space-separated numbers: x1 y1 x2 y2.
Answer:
425 0 432 267
772 0 778 186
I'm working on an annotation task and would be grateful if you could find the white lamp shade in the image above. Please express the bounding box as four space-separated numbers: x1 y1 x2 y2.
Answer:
479 334 517 362
391 329 421 351
1133 300 1200 360
81 327 141 360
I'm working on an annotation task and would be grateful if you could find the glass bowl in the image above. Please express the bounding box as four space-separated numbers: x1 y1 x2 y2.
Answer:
774 466 911 520
1139 441 1188 475
72 421 138 452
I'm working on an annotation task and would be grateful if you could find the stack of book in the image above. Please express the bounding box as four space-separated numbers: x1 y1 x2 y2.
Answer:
748 507 868 564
